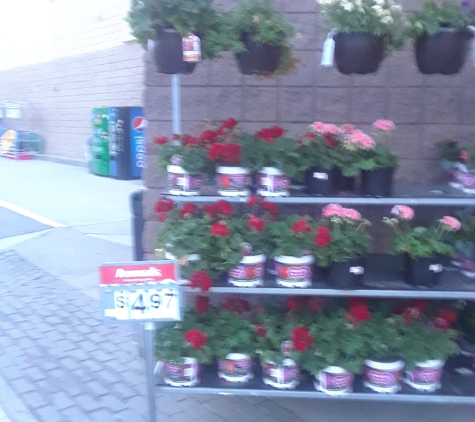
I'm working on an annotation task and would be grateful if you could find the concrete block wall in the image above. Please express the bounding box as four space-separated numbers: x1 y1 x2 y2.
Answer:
142 0 475 258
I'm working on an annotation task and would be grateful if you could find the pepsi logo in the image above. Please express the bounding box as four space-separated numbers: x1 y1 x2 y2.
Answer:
132 116 147 131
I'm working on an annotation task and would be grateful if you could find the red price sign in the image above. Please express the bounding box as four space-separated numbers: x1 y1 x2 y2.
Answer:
100 261 178 286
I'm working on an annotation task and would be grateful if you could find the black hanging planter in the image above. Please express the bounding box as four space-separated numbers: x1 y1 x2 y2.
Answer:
415 29 473 75
405 255 444 287
236 33 282 75
153 29 197 75
305 166 337 196
334 167 356 192
327 257 365 289
334 33 385 75
361 166 395 197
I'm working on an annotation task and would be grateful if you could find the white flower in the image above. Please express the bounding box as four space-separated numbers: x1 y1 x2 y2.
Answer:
343 2 355 12
381 15 393 24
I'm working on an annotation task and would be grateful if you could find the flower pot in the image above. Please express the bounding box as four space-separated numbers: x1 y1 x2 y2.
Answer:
235 32 282 75
257 167 290 197
153 29 197 75
228 254 266 287
334 168 356 192
361 167 395 197
459 171 475 194
274 255 314 288
405 359 445 392
405 255 444 287
334 32 385 75
315 366 355 396
218 353 253 383
327 257 365 290
167 165 202 196
164 252 200 284
216 166 250 197
459 341 475 369
415 29 473 75
262 359 300 390
163 358 200 387
460 256 475 279
305 166 337 196
363 359 405 394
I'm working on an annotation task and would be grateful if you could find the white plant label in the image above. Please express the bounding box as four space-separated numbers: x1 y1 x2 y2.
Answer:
349 266 364 275
429 264 443 273
321 31 336 67
313 172 329 180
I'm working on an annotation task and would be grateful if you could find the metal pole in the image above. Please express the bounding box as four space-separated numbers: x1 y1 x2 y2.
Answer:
143 322 157 422
171 75 181 135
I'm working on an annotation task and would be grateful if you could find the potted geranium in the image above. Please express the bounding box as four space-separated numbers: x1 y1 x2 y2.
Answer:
255 306 312 389
156 134 210 196
219 0 297 76
437 139 475 193
384 205 461 286
267 215 315 288
314 204 373 289
207 304 257 382
317 0 407 74
400 305 459 392
408 0 475 75
127 0 222 74
155 199 208 282
155 305 212 387
446 207 475 277
301 310 366 395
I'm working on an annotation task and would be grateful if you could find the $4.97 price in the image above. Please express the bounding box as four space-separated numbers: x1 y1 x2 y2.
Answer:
113 288 180 321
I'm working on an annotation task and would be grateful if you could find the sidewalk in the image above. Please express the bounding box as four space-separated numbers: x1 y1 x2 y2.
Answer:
0 158 474 422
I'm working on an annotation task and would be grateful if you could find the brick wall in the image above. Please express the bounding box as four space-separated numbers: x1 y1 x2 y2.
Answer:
141 0 475 258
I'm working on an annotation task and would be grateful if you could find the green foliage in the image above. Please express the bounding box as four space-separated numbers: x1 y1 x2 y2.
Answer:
384 218 454 259
298 134 339 171
155 309 213 364
206 308 257 360
446 208 475 262
314 216 373 267
230 216 269 256
354 143 399 172
408 0 475 38
334 143 362 177
317 0 408 55
267 215 315 258
437 139 475 171
158 143 211 175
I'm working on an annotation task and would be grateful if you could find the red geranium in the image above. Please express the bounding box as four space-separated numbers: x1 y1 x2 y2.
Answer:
315 226 332 247
302 132 316 139
189 270 213 292
291 327 313 352
286 296 301 311
154 136 168 144
348 298 371 322
214 200 233 216
307 296 322 311
203 204 217 218
155 199 174 213
247 195 262 206
255 126 285 142
158 212 168 222
402 307 421 324
211 222 230 237
184 329 207 349
291 220 312 233
183 135 198 147
432 309 457 330
221 117 238 129
208 144 224 161
222 298 250 314
248 215 265 232
196 296 209 313
255 324 266 338
324 134 336 147
180 203 196 218
262 201 278 214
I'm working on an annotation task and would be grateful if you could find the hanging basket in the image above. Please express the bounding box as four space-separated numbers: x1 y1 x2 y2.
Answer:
153 29 197 75
236 33 282 75
415 29 473 75
334 32 385 75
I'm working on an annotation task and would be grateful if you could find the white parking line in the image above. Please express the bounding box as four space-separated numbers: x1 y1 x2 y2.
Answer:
0 199 65 228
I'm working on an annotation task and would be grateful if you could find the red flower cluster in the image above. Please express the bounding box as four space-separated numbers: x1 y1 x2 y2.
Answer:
195 296 209 313
222 298 250 314
154 136 168 144
214 200 233 216
197 129 218 146
291 220 312 233
324 134 336 147
315 226 332 247
432 309 457 330
262 201 278 215
155 199 174 213
180 203 196 218
189 270 212 292
307 296 322 311
208 143 241 164
182 135 198 147
291 327 313 352
302 132 316 139
211 222 230 237
248 215 265 232
254 324 266 338
285 296 322 312
247 195 262 206
286 296 301 311
347 298 371 323
221 117 238 129
184 329 207 349
402 307 422 324
158 212 168 222
203 205 216 218
255 126 285 142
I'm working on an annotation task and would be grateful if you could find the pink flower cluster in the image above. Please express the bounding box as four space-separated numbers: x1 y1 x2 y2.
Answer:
322 204 361 221
310 122 340 135
439 216 461 231
347 130 376 149
460 150 470 162
340 124 357 134
391 205 415 221
373 120 395 132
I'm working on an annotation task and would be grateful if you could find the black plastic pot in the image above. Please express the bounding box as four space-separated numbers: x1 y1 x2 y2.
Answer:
334 167 356 192
305 166 337 196
334 33 385 75
153 29 197 75
361 167 395 197
415 29 473 75
405 255 444 287
236 33 282 75
328 257 365 289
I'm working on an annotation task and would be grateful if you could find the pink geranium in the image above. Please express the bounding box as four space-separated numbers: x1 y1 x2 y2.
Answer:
460 150 470 162
347 131 376 149
373 120 395 132
324 124 340 135
391 205 415 221
322 203 345 218
310 122 326 134
341 124 357 134
344 208 362 221
439 216 461 231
